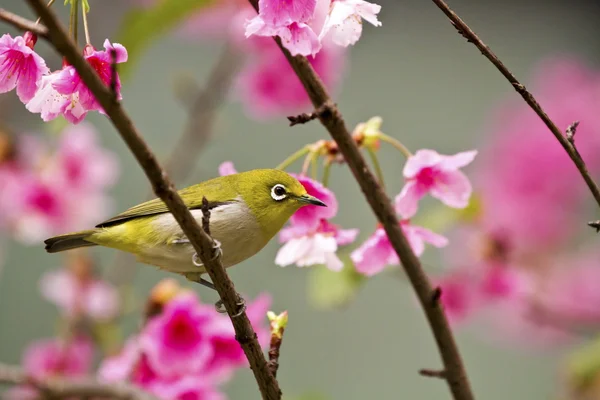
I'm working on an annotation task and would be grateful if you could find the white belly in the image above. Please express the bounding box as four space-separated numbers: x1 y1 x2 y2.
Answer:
136 203 267 275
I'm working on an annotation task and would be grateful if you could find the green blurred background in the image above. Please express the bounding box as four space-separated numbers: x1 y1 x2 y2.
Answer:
1 0 600 398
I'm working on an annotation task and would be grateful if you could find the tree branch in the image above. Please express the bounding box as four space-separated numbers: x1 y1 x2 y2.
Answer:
22 1 281 399
105 45 240 287
0 362 159 400
0 8 47 37
246 2 474 400
429 0 600 211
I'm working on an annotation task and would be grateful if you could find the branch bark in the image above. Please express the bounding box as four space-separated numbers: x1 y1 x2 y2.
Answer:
0 8 47 37
105 44 240 287
0 362 159 400
21 2 281 399
429 0 600 211
246 2 474 400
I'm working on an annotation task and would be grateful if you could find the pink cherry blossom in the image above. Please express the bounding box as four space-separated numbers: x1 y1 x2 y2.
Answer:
319 0 382 47
0 32 49 103
395 149 477 219
276 219 358 271
50 123 119 191
218 161 237 176
53 40 128 112
25 71 87 123
98 339 159 386
140 293 216 378
351 222 448 276
245 0 322 56
23 337 94 378
40 268 119 321
235 39 345 119
290 175 338 230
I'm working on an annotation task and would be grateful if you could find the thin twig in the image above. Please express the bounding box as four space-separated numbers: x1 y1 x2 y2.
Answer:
0 362 159 400
430 0 600 212
0 8 47 37
110 48 118 101
420 369 448 379
22 2 281 399
246 1 474 399
287 111 319 126
104 44 240 287
267 311 288 378
588 220 600 232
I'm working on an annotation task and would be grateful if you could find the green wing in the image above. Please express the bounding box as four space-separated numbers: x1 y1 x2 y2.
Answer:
95 179 239 228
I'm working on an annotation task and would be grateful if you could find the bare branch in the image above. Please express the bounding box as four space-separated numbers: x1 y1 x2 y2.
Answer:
0 8 47 37
420 369 448 379
246 2 474 400
0 362 159 400
21 1 281 399
105 45 239 287
430 0 600 212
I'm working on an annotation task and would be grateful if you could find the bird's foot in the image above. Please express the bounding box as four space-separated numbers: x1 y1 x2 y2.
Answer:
191 239 222 267
215 294 246 318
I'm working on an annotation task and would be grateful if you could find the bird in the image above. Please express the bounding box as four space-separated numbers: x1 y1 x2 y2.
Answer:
44 169 326 293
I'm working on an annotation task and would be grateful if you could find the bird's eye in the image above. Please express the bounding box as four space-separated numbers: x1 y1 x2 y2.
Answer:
271 184 287 201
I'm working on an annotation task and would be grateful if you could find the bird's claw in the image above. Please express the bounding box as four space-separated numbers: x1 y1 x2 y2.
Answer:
192 239 222 267
214 294 246 318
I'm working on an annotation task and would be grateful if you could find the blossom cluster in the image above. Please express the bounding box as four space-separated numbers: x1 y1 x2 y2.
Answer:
0 33 127 124
0 123 117 244
98 283 271 399
433 59 600 345
219 121 477 276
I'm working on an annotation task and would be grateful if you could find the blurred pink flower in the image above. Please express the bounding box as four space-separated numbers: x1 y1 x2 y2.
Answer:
23 337 93 378
53 40 128 113
352 222 448 276
218 161 237 176
276 219 358 271
235 39 345 119
149 376 225 400
245 0 321 56
319 0 382 47
0 125 117 243
395 149 477 219
140 293 215 378
50 123 119 191
0 32 48 103
475 58 600 250
290 175 338 230
98 339 158 386
435 270 479 324
40 268 119 321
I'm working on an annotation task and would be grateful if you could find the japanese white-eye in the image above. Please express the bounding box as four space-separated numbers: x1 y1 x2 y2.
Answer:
44 169 326 284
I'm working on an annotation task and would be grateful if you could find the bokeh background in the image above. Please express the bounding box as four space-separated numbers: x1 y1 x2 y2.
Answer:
2 0 600 399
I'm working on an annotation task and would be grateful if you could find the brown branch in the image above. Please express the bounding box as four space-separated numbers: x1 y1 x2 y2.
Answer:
0 8 47 37
430 0 600 212
246 2 474 399
105 45 239 287
22 1 281 399
0 362 159 400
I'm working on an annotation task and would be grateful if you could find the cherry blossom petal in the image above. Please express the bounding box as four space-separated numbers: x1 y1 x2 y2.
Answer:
394 180 426 219
429 170 472 209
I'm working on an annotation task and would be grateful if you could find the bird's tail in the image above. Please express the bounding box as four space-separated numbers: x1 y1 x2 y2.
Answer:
44 230 98 253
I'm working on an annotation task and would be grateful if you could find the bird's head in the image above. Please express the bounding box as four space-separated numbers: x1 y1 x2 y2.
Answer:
235 169 326 238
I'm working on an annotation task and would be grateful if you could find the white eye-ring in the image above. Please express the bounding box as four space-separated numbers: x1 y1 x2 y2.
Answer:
271 184 287 201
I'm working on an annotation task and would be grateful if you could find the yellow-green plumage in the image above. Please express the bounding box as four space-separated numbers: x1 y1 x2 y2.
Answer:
44 169 325 279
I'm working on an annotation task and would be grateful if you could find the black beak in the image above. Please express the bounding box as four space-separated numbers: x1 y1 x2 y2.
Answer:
298 194 327 207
